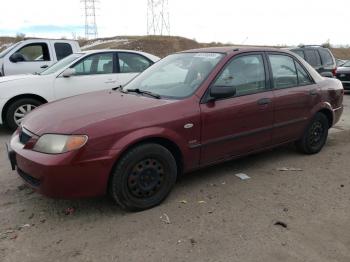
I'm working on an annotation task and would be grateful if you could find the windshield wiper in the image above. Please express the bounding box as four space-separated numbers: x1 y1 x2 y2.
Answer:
125 88 161 99
112 85 123 91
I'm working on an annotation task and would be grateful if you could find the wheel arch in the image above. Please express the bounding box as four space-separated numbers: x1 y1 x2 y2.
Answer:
2 94 48 123
317 108 333 128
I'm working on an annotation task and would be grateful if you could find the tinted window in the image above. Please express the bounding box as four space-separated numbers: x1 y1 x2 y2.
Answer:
54 43 73 60
14 43 50 61
295 62 313 86
304 50 321 67
292 50 305 59
269 54 297 89
73 53 114 75
213 54 266 96
118 53 152 73
318 49 334 66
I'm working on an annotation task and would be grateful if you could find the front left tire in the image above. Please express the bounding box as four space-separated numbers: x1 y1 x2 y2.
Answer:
109 143 177 211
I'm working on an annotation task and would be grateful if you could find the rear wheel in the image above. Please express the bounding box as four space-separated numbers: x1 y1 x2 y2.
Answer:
5 98 43 131
109 143 177 211
295 113 329 154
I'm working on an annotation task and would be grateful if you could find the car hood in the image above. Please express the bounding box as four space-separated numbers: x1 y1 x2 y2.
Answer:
336 67 350 73
0 74 39 84
22 90 176 135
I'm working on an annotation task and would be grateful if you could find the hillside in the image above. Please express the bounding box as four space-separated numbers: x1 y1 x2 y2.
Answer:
1 35 350 59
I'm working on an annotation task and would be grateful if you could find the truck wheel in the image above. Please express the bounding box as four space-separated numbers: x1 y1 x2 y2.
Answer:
109 143 177 211
5 98 43 131
295 113 329 154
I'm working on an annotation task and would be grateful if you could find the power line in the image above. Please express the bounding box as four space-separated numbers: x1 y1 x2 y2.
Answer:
147 0 170 35
81 0 98 39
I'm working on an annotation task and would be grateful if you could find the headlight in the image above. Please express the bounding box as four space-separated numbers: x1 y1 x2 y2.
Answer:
33 134 88 154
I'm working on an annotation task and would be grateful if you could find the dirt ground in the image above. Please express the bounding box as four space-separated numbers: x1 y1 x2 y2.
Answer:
0 93 349 262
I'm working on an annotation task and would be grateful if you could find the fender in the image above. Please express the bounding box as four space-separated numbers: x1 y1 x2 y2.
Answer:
109 126 200 172
310 101 334 125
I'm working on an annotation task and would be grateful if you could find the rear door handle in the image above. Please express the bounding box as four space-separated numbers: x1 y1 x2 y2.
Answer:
309 89 317 96
257 98 272 105
104 80 117 84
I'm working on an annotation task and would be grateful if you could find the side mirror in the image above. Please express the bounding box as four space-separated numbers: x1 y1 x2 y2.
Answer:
62 68 76 78
210 86 236 100
10 53 25 63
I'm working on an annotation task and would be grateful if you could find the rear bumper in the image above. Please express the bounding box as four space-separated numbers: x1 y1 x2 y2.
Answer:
9 133 119 198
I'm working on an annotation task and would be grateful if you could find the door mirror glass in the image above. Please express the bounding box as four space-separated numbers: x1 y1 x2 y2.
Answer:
210 85 236 99
10 53 26 63
62 68 76 77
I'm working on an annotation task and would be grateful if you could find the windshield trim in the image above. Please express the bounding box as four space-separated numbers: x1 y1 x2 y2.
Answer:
123 52 225 100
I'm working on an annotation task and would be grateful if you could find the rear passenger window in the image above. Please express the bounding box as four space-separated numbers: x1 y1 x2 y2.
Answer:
268 54 297 89
295 62 313 86
318 49 334 66
118 53 152 73
304 50 321 67
54 43 73 60
213 54 266 96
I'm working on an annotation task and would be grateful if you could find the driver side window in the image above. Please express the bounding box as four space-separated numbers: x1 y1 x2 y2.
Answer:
213 54 266 96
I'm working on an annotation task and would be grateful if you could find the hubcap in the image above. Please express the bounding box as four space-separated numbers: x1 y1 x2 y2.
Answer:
127 158 165 198
309 121 324 146
14 104 36 125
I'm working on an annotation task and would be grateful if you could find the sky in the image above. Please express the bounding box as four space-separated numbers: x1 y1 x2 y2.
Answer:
0 0 349 46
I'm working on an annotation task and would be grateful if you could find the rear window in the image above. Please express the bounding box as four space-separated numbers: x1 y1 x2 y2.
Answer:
292 50 305 59
54 43 73 61
318 49 334 66
304 50 321 67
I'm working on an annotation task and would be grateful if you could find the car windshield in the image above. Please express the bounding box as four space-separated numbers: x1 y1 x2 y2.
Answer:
0 42 22 58
40 53 83 75
342 61 350 67
123 52 224 99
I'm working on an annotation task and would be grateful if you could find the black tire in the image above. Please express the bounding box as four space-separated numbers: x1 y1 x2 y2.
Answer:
295 113 329 154
109 143 177 211
5 98 43 131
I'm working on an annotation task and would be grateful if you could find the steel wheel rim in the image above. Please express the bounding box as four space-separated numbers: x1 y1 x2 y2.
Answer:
14 104 36 125
309 121 324 146
127 158 165 198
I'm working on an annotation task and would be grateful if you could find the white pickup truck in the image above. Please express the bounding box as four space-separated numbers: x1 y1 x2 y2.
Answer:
0 39 80 76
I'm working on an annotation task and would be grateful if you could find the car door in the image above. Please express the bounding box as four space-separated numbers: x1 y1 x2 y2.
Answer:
267 52 319 144
4 42 54 75
116 52 154 85
199 53 274 164
53 52 117 99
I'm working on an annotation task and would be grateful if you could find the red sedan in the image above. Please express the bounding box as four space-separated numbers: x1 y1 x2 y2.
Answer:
8 47 344 211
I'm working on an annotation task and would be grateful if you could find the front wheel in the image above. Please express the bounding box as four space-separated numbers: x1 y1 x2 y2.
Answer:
295 113 329 154
109 143 177 211
5 98 43 131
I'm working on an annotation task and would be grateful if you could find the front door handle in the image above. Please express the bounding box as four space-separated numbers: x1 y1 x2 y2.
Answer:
104 80 117 84
40 65 49 69
257 98 272 105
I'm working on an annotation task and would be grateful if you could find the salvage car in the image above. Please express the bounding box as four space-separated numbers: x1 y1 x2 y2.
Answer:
8 47 344 211
335 60 350 90
0 49 159 130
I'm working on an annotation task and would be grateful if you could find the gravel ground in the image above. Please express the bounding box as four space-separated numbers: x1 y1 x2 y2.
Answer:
0 93 349 262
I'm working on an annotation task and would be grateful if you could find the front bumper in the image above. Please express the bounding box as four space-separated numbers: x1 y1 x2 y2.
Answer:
8 132 119 198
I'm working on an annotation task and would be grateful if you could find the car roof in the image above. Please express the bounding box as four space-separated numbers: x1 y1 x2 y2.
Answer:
79 49 147 54
180 46 289 54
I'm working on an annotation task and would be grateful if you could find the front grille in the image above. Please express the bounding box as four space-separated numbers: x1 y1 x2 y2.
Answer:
19 127 36 144
19 130 32 144
17 168 41 187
